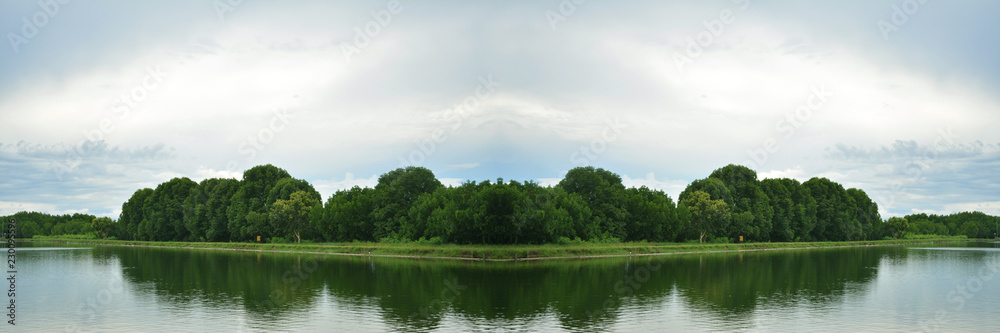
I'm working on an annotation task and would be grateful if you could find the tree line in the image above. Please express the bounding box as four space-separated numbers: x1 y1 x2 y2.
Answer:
5 164 998 243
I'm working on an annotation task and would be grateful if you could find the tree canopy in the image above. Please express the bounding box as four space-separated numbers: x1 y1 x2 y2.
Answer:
9 163 998 245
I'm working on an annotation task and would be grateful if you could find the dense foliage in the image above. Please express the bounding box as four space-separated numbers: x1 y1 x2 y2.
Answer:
0 211 99 238
5 164 998 243
902 211 999 239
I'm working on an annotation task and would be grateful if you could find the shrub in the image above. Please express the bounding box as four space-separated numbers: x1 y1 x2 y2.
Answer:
709 237 731 244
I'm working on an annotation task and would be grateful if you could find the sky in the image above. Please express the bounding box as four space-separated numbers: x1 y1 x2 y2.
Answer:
1 0 998 219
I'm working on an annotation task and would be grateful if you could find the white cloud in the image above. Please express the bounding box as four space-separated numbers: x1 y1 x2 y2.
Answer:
448 163 480 169
0 1 997 220
758 167 808 182
313 173 380 200
439 178 466 188
534 178 562 187
0 201 92 217
192 166 242 182
622 172 689 201
916 201 1000 217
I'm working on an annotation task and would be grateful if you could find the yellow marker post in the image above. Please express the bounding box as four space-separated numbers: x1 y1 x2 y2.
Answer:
739 235 743 242
257 235 261 242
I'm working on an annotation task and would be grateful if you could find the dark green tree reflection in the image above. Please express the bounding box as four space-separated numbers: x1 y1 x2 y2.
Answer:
114 246 905 331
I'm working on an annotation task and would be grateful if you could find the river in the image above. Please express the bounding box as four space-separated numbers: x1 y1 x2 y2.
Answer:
14 241 1000 332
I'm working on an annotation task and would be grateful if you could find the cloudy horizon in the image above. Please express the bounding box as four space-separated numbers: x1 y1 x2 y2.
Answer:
1 0 998 219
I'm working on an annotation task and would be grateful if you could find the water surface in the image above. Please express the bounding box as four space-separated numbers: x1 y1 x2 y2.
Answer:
16 241 1000 332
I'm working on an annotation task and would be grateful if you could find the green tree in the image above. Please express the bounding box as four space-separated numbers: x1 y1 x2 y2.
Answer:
183 178 239 242
91 217 114 239
510 181 556 244
139 177 197 241
371 166 443 240
803 177 860 241
402 188 452 241
228 164 292 241
623 186 679 242
472 180 526 244
707 165 773 241
119 188 154 240
886 217 908 239
269 190 321 243
681 191 731 243
761 178 818 242
846 188 880 240
761 178 794 241
558 167 629 240
679 178 730 241
319 186 377 242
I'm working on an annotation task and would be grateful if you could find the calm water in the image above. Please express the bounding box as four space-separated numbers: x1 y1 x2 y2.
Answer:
14 241 1000 332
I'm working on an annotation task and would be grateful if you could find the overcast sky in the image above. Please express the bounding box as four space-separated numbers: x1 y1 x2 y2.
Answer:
1 0 998 219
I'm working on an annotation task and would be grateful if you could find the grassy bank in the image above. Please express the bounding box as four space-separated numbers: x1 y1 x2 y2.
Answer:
20 236 979 261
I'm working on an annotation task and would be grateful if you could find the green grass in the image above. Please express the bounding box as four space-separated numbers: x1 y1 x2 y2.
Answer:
20 237 983 261
903 234 968 240
30 234 98 240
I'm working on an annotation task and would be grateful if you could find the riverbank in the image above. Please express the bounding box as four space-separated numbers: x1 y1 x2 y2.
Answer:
20 237 981 261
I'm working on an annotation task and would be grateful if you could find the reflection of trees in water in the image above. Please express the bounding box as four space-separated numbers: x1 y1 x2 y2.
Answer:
116 246 899 331
116 247 326 322
671 247 893 319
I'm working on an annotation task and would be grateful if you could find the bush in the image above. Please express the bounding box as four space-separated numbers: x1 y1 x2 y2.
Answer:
379 236 410 244
592 236 621 244
269 237 291 243
709 237 731 244
415 236 445 245
555 237 586 245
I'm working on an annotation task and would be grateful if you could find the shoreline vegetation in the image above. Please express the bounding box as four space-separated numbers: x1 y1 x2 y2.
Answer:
23 237 979 261
6 164 999 248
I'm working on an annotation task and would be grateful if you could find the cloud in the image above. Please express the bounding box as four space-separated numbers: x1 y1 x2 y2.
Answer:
439 178 466 188
312 173 380 200
448 163 480 169
757 167 808 182
0 1 997 220
0 201 91 217
0 140 188 217
534 178 562 187
622 172 689 201
801 140 1000 217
